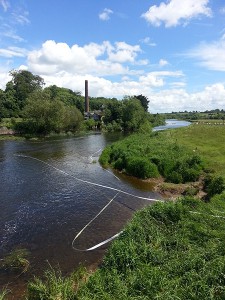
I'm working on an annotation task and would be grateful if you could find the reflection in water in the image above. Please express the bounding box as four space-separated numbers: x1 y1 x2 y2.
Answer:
0 132 161 298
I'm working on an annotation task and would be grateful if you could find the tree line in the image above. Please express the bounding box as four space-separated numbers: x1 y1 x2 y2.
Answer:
0 70 164 135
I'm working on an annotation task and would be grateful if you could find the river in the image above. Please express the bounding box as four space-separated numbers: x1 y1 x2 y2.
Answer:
0 120 190 298
0 132 162 298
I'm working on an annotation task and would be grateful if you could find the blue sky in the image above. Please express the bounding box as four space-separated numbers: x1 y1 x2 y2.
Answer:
0 0 225 113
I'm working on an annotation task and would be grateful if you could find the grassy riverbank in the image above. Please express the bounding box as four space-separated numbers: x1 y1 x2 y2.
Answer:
21 195 225 299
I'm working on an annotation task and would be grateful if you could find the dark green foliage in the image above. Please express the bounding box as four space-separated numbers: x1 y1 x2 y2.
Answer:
16 90 83 135
204 175 225 199
134 94 149 112
99 133 204 183
126 156 159 179
9 70 44 110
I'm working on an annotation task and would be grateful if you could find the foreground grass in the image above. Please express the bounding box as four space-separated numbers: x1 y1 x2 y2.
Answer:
26 195 225 299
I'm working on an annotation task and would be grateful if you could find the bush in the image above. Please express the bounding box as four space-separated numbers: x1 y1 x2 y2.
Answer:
126 157 159 179
204 176 225 199
166 171 183 184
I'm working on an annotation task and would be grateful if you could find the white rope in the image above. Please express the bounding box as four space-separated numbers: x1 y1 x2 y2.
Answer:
15 154 163 203
72 192 121 251
15 154 163 251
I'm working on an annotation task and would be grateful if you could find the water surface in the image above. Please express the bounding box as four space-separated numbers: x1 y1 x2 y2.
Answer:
0 132 160 298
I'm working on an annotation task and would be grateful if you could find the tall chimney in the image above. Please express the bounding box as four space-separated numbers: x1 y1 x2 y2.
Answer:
85 80 89 112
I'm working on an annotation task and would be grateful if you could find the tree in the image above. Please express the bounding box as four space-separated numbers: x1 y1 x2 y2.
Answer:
19 90 83 134
122 97 146 131
44 85 84 113
134 94 149 112
9 70 45 110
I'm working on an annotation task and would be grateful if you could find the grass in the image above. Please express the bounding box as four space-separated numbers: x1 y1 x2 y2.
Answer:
75 195 225 299
27 266 88 300
0 289 9 300
162 124 225 178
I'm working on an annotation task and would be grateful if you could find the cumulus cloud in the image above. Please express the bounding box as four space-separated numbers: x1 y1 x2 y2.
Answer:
0 0 10 12
186 38 225 71
107 42 141 63
141 0 212 27
150 83 225 112
27 40 143 76
99 8 113 21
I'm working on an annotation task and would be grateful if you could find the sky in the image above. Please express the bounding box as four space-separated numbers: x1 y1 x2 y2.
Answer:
0 0 225 113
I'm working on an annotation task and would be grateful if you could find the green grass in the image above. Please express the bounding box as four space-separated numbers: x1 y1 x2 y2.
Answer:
75 195 225 299
162 124 225 178
0 289 9 300
27 266 87 300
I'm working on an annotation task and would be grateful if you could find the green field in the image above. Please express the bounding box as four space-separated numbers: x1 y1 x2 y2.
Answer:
164 124 225 178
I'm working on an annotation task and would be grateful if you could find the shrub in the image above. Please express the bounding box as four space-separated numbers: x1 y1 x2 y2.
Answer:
166 171 183 184
204 176 225 199
126 157 159 179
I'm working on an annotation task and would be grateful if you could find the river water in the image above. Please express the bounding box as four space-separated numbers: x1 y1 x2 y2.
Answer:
0 132 161 298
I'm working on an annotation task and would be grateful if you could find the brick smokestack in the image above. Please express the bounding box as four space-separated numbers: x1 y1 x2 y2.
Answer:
85 80 89 112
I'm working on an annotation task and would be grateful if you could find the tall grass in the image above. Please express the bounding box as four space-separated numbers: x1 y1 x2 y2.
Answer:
27 266 87 300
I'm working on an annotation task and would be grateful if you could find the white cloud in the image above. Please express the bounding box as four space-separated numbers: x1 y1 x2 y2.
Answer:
107 42 141 63
11 11 30 25
27 40 143 76
3 29 25 42
159 59 169 67
149 83 225 112
140 37 157 47
99 8 113 21
141 0 212 27
0 46 28 58
187 38 225 71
